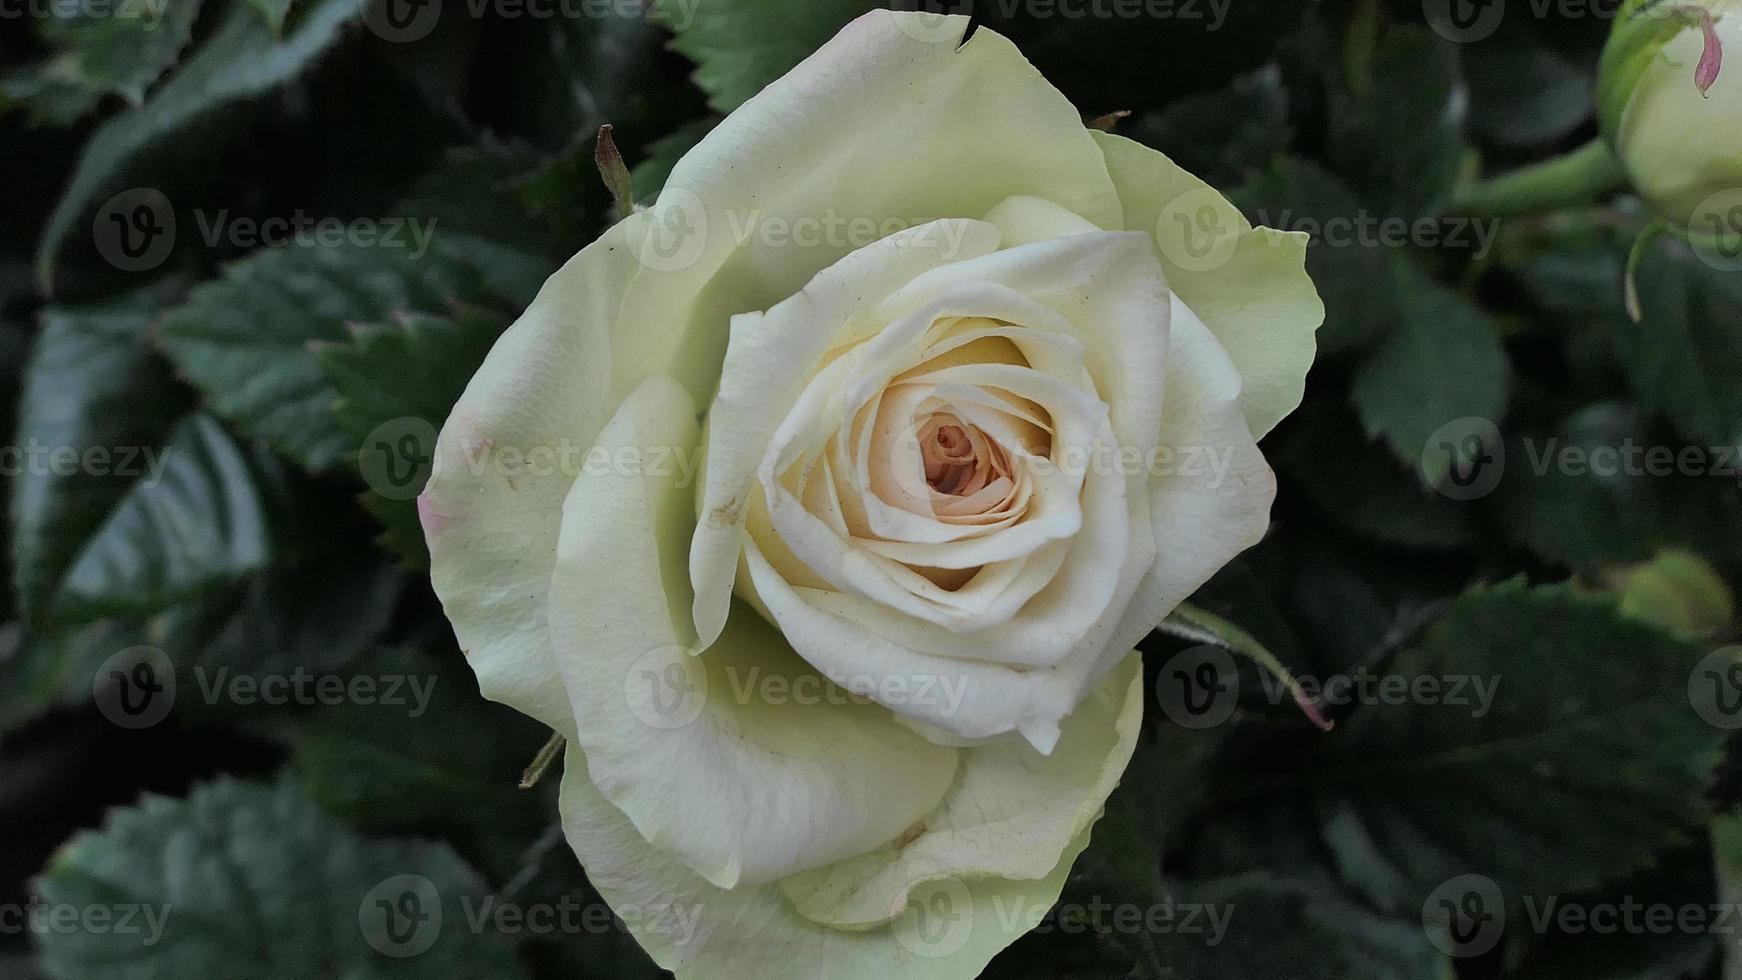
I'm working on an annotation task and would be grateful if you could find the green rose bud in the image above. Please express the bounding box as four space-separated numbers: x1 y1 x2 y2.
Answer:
1599 0 1742 243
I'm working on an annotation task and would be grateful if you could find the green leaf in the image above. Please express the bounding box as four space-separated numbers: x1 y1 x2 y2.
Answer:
1488 402 1742 576
164 552 405 683
291 646 551 871
1330 27 1467 220
1233 158 1402 356
1465 29 1593 151
1611 235 1742 449
1128 67 1290 191
312 307 505 567
157 241 515 471
1149 875 1453 980
630 117 717 203
0 618 140 731
1274 398 1480 551
394 140 578 271
33 778 530 980
0 0 205 126
0 545 400 730
1509 842 1719 980
1351 256 1509 483
35 0 363 287
655 0 875 113
489 4 700 154
1318 581 1723 910
11 287 274 625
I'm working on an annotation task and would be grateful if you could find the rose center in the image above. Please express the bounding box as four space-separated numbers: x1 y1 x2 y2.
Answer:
918 414 1010 497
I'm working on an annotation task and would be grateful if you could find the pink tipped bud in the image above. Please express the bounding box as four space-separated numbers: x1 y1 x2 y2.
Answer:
1693 8 1724 96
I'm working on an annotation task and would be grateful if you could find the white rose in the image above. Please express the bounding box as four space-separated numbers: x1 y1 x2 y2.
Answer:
421 11 1320 978
1600 0 1742 238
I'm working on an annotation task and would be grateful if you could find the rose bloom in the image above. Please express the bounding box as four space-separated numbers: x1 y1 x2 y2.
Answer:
421 11 1320 978
1600 0 1741 236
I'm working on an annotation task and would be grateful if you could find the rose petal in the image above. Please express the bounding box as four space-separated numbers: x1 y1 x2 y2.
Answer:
548 375 957 889
612 10 1124 404
558 740 1096 979
779 653 1144 928
1094 131 1323 440
422 215 651 739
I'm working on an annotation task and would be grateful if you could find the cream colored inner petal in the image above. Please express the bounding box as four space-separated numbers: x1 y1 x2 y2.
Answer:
743 293 1115 634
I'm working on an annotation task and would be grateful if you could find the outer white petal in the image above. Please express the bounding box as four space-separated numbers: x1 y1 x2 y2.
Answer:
1092 130 1322 439
549 375 957 890
558 742 1095 980
779 654 1144 928
1108 297 1278 658
421 215 652 739
612 11 1123 405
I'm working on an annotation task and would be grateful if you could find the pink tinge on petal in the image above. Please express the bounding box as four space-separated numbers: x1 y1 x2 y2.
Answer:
416 493 451 537
1694 8 1724 96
